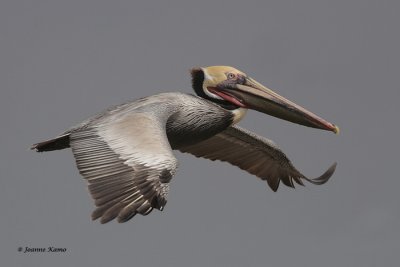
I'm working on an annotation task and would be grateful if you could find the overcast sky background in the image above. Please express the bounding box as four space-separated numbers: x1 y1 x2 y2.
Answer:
1 1 399 266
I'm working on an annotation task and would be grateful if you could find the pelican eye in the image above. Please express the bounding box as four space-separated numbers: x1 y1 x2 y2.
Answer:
227 73 236 80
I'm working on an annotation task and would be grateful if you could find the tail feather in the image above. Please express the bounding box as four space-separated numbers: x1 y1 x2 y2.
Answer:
31 134 70 152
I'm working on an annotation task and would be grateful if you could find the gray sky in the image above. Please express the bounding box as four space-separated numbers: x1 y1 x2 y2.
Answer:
1 0 399 266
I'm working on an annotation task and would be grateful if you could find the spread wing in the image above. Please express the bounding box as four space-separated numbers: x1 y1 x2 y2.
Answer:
179 125 336 191
70 113 177 223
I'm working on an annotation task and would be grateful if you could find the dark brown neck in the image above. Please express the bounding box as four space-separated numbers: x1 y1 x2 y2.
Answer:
190 68 237 110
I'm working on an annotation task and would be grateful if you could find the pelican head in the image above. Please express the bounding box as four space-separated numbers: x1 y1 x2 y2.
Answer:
191 66 339 133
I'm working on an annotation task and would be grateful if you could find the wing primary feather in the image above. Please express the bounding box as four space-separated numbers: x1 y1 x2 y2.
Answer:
136 201 152 215
117 201 142 223
303 162 337 185
94 187 140 206
100 202 126 224
92 201 117 221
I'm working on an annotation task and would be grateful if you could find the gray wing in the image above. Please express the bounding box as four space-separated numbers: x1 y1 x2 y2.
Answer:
70 113 177 223
179 125 336 191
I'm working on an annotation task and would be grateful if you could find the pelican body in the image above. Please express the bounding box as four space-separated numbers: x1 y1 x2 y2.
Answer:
32 66 338 223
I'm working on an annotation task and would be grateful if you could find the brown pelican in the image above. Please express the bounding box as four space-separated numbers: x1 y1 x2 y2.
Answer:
32 66 339 224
